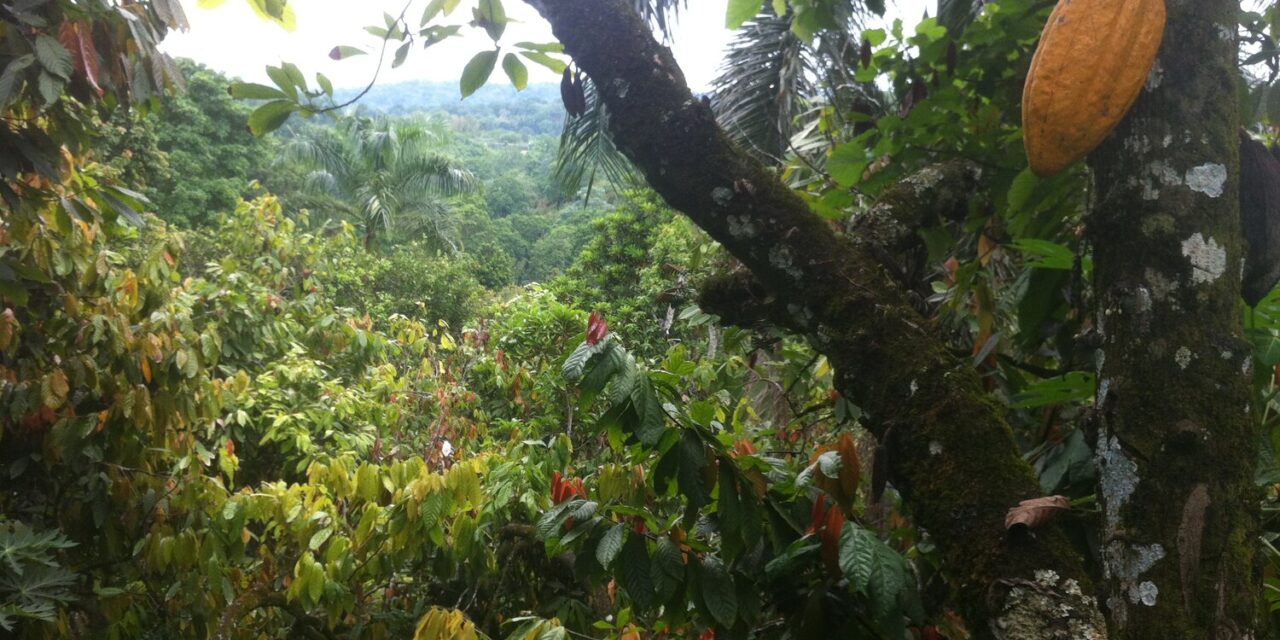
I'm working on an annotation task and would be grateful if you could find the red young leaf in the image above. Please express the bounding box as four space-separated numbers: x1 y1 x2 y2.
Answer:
58 22 103 96
586 311 608 346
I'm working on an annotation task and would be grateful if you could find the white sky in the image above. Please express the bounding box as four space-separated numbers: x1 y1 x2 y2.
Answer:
162 0 931 93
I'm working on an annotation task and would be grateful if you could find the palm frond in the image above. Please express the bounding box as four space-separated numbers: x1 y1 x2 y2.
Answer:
938 0 985 36
278 129 352 182
711 13 815 162
554 77 636 199
395 154 480 198
631 0 686 40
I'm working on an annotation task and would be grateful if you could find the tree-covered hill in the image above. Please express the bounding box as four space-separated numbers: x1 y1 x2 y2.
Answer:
335 80 564 136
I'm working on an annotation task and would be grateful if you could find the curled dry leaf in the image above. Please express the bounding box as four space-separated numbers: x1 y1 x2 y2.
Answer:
1004 495 1071 530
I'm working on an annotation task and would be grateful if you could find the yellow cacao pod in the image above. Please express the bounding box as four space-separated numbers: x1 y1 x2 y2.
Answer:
1022 0 1166 177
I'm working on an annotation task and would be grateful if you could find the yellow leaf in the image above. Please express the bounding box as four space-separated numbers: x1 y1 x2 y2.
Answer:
43 369 69 408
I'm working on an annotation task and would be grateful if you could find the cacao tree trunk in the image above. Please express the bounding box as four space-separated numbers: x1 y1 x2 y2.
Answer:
525 0 1108 637
1087 0 1259 636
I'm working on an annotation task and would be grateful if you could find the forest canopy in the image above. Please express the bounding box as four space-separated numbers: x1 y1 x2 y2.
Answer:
3 1 1280 639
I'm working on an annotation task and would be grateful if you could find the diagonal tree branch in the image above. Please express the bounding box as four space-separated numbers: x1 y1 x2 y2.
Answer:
523 1 1107 636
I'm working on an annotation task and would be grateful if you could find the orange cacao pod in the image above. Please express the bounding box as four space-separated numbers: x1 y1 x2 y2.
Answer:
1022 0 1166 177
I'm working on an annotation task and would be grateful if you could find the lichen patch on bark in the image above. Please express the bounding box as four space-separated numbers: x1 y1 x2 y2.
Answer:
1180 233 1227 284
1185 163 1227 198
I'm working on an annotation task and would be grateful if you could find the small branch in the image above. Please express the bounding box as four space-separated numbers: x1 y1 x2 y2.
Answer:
312 0 414 115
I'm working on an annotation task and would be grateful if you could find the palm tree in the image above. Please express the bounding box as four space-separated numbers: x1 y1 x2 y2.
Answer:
282 115 479 249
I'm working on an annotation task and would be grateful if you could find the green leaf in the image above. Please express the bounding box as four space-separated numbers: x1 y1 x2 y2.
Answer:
698 557 738 628
502 53 528 91
265 65 297 98
562 340 595 381
422 25 462 48
460 50 499 98
726 0 761 29
838 521 909 630
392 42 411 68
629 376 666 446
308 527 333 551
40 370 68 408
228 82 288 100
0 54 35 108
1011 239 1076 270
838 522 878 590
247 100 296 136
651 536 684 601
596 524 625 568
329 45 366 60
1010 372 1096 409
36 71 61 105
515 41 564 53
828 142 868 187
477 0 507 40
422 0 446 24
34 35 72 80
519 51 567 74
315 73 333 97
619 532 655 610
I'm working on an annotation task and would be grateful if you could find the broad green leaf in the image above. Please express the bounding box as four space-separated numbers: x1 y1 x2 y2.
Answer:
502 53 528 91
1010 372 1096 409
726 0 761 29
828 142 868 187
651 536 684 601
36 71 61 105
392 41 411 68
629 376 666 446
228 82 287 100
838 521 909 630
247 100 295 136
460 50 498 98
514 41 564 53
596 524 625 568
519 51 567 74
619 532 655 610
329 46 366 60
315 73 333 97
265 65 297 98
0 54 36 108
698 557 738 628
477 0 507 41
1011 239 1075 270
308 527 333 551
34 35 72 80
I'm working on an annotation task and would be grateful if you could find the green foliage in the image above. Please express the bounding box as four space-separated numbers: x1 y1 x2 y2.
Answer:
96 60 272 228
324 241 486 329
0 521 77 630
279 114 479 247
15 1 1280 639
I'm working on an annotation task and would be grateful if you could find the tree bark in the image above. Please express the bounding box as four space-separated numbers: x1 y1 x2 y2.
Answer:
1086 0 1259 637
524 1 1107 637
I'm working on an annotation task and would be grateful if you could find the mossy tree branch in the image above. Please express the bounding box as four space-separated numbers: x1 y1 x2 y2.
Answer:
525 1 1106 636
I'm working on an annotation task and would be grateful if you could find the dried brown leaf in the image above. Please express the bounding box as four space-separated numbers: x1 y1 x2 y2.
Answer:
1004 495 1071 530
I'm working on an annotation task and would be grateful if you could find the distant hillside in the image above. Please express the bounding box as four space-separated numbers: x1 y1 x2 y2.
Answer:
336 80 564 136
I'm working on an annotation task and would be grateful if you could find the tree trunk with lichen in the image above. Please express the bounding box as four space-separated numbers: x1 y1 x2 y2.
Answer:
524 1 1109 637
1086 1 1258 637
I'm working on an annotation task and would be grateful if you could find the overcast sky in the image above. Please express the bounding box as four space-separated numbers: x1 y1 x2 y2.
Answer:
162 0 932 93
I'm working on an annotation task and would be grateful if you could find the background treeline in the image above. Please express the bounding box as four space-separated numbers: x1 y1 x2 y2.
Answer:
100 60 629 291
